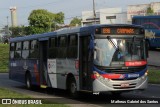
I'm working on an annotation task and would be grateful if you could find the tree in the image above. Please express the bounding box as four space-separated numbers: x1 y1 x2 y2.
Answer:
28 9 64 34
10 26 26 37
70 17 81 27
146 7 154 15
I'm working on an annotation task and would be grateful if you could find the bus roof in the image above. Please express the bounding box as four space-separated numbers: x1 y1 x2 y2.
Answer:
133 15 160 19
9 24 143 42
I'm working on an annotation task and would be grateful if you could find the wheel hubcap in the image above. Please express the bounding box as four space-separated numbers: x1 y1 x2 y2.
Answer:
27 77 30 88
71 83 76 93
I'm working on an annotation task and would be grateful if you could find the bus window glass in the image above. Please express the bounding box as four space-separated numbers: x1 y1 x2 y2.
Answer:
31 40 38 49
10 43 15 59
10 51 14 59
94 38 145 67
10 43 15 51
50 38 57 47
57 36 67 58
30 40 39 58
69 35 77 46
49 38 57 58
22 41 29 59
16 42 22 50
68 35 78 58
15 51 21 58
60 36 67 47
23 41 29 50
14 42 22 58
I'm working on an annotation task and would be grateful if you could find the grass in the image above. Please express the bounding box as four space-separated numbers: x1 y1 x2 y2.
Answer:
148 69 160 84
0 44 9 72
0 88 69 107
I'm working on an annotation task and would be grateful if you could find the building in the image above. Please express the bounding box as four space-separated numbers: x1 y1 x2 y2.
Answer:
127 2 160 22
10 6 17 27
81 8 128 26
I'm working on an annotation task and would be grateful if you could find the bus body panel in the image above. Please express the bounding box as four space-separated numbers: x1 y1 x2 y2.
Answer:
132 15 160 48
9 24 148 93
9 59 40 86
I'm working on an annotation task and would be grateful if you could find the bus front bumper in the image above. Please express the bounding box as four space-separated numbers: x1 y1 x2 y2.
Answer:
93 75 148 92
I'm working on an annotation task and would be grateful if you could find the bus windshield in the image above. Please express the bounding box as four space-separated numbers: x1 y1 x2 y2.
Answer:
93 37 145 67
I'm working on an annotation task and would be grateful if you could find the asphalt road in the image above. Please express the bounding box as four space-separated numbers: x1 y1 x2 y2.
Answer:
0 73 160 107
148 49 160 67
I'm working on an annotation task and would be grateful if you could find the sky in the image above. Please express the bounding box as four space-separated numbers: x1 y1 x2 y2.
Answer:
0 0 160 27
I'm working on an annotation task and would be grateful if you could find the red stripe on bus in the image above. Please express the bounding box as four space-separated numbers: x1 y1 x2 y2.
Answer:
101 74 123 79
34 64 40 85
91 74 124 79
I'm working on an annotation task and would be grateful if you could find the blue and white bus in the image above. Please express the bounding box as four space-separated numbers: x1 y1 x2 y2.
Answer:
132 15 160 49
9 24 148 97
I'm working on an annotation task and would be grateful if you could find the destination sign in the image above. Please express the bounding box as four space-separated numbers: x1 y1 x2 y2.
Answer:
95 27 144 35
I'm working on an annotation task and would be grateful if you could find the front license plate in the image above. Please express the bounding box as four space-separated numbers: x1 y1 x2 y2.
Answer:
121 83 129 87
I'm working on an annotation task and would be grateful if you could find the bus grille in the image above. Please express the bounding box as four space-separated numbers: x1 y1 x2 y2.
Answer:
112 83 136 89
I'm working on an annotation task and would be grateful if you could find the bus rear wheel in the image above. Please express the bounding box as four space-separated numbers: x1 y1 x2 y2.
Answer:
26 73 32 89
68 77 78 98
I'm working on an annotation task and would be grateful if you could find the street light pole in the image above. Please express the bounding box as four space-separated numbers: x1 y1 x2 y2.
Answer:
93 0 96 24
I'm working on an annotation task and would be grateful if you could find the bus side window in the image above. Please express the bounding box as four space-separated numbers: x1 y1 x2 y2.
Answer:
15 42 22 59
10 43 15 59
22 41 29 59
48 38 57 58
29 40 39 59
57 36 67 58
68 34 78 58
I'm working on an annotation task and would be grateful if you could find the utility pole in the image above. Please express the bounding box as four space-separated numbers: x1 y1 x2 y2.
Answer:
7 16 9 26
6 16 9 37
93 0 96 24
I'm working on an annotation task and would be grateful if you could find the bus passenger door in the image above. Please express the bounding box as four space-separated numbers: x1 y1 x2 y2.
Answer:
79 36 92 91
39 40 50 87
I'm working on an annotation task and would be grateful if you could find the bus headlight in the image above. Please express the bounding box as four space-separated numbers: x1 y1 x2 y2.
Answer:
145 70 148 76
95 72 100 78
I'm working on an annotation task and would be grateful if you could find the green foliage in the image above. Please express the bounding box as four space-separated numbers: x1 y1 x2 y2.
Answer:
0 44 9 72
70 17 81 27
10 26 30 37
148 69 160 84
8 9 64 36
55 12 65 24
27 26 49 35
28 9 64 34
28 9 53 27
147 7 154 15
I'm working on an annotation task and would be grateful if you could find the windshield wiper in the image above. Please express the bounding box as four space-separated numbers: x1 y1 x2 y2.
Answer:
130 36 136 59
106 36 119 51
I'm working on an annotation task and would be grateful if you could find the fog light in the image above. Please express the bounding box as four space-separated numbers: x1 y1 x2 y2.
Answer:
142 76 145 79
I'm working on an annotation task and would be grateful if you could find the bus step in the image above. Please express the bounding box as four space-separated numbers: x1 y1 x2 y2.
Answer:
40 85 47 88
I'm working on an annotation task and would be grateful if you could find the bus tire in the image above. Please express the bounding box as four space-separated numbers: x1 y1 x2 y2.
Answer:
25 73 32 89
68 77 78 98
